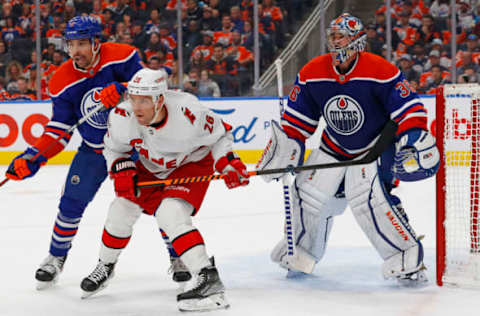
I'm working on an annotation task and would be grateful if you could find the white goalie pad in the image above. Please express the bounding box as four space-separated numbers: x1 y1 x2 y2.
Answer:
345 161 424 275
256 120 305 182
271 149 348 272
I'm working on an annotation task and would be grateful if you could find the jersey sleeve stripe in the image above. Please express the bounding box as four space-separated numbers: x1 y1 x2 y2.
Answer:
393 105 426 123
49 77 88 98
390 98 423 118
282 112 316 134
83 139 104 149
397 116 428 135
47 121 72 130
44 127 73 140
284 105 319 125
99 49 137 72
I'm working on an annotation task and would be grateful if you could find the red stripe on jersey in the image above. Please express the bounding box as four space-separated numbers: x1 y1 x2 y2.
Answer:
33 134 66 159
54 225 78 236
321 132 356 158
44 127 72 140
394 105 426 123
171 229 204 256
102 228 132 249
283 112 316 134
397 117 428 136
282 124 306 143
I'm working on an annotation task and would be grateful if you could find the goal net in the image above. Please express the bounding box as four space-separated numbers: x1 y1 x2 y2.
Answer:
436 84 480 287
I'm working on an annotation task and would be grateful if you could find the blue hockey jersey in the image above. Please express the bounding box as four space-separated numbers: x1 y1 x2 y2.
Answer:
43 42 142 153
282 52 427 160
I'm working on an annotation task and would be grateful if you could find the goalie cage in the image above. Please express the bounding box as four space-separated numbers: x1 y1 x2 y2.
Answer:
436 84 480 288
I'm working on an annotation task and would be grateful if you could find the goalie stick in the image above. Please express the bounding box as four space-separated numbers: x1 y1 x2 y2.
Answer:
137 120 398 188
0 103 107 188
275 58 296 257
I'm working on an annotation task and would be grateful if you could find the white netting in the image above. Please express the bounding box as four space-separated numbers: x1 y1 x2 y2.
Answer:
441 84 480 287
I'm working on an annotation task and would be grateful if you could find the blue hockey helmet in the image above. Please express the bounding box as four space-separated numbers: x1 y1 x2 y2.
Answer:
64 16 102 41
327 13 366 65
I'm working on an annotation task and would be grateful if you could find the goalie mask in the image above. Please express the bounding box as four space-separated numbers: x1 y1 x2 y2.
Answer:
327 13 367 66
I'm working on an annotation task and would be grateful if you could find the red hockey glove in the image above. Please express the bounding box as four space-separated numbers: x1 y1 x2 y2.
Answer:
110 158 138 200
215 152 249 189
5 147 47 180
99 82 127 108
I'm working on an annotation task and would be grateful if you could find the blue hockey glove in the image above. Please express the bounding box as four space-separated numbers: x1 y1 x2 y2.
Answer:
6 147 48 180
392 129 439 182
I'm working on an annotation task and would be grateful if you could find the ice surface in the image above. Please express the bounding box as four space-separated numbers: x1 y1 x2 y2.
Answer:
0 165 478 316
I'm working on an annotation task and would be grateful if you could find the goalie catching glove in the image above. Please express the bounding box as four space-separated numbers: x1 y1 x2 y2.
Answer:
5 147 47 180
256 120 305 182
110 158 139 200
392 128 439 182
215 152 249 189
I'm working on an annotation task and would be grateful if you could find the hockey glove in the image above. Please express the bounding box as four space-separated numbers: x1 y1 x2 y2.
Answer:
215 152 249 189
110 158 139 200
392 128 440 182
5 147 47 180
99 82 127 108
256 120 305 182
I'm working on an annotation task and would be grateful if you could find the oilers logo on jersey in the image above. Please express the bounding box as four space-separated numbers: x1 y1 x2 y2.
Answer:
324 95 364 135
80 87 109 129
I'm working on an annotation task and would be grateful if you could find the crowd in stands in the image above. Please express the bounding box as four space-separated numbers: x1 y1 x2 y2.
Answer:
0 0 313 101
367 0 480 94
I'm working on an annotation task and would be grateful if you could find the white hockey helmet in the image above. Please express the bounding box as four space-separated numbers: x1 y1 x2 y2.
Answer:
327 13 366 65
127 68 168 104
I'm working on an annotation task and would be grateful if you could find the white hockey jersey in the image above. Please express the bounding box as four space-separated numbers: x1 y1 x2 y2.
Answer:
103 90 233 178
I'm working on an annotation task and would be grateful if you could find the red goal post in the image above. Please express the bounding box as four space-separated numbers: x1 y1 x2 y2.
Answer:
436 84 480 287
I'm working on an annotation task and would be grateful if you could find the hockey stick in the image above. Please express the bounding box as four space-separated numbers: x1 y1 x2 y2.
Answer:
137 120 398 188
274 58 296 257
0 103 106 187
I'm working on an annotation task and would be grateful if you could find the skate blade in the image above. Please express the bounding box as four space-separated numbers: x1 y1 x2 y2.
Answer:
81 282 109 299
36 278 58 290
178 293 230 312
397 270 428 287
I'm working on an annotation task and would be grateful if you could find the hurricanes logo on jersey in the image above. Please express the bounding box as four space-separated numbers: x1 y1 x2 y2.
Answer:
324 94 364 135
80 87 109 129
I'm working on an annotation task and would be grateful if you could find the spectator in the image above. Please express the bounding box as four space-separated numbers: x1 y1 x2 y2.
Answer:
411 42 428 74
365 23 383 56
198 69 221 97
191 31 214 61
458 65 480 83
9 76 36 101
262 0 285 48
63 0 76 22
457 50 480 74
425 64 451 94
424 49 449 72
394 10 419 47
144 32 166 60
0 40 13 76
226 31 253 93
418 14 442 45
111 0 135 22
5 60 23 94
0 76 9 100
1 17 23 45
186 0 203 23
167 60 187 90
213 15 234 47
206 43 238 96
186 49 208 74
158 23 177 52
430 0 450 20
147 55 162 70
183 67 200 95
398 54 420 82
230 5 244 33
184 20 204 60
200 5 221 31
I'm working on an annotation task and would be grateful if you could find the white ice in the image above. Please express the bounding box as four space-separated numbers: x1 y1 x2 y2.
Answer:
0 165 478 316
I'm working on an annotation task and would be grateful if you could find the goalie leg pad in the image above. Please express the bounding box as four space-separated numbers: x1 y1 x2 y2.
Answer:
155 198 210 273
100 197 143 263
345 161 424 272
271 149 348 272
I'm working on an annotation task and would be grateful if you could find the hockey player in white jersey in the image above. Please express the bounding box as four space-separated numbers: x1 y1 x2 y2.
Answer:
257 13 440 285
80 68 249 311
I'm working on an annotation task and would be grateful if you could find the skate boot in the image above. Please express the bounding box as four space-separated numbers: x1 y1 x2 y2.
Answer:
80 260 115 299
35 254 67 290
177 258 229 312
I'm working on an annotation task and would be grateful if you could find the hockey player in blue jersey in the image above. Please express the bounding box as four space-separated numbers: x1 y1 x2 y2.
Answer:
257 13 440 284
4 16 146 289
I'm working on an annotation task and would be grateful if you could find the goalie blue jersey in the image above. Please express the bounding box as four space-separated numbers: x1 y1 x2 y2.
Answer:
45 42 142 152
282 51 427 160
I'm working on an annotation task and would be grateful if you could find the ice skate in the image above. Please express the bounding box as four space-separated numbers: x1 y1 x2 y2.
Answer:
395 264 428 287
80 260 115 299
35 254 67 290
177 258 229 312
